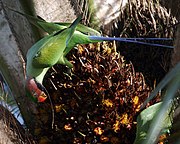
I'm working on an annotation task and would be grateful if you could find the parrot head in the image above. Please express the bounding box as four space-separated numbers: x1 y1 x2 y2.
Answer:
25 78 48 102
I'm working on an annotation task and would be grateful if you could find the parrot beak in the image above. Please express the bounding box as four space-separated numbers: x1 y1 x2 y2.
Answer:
37 92 48 102
26 78 48 102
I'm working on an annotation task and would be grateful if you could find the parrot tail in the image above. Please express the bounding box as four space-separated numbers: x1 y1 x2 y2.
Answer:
89 36 174 49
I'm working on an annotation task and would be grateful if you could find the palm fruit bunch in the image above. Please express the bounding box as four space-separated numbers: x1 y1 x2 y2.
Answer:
102 0 177 86
44 41 153 143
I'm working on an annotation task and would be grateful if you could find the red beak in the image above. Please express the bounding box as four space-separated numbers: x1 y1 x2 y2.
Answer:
37 92 48 102
26 78 48 102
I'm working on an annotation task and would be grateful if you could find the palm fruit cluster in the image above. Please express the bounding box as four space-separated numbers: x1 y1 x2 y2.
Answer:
44 42 153 143
102 0 177 86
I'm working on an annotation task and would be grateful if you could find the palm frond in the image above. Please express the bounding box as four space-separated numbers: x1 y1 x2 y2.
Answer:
135 62 180 143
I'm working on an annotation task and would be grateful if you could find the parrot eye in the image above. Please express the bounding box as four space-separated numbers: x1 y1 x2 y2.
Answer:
34 51 41 59
31 90 38 97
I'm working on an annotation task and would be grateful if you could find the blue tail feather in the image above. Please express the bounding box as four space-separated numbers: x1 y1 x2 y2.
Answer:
89 36 174 49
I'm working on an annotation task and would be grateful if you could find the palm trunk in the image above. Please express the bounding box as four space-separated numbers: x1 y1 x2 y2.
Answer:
159 0 180 66
0 0 77 142
0 0 38 131
0 105 35 143
0 0 49 141
160 0 179 19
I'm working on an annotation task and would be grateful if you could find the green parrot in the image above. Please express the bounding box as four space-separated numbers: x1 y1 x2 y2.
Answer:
10 8 173 102
25 16 82 102
10 8 174 49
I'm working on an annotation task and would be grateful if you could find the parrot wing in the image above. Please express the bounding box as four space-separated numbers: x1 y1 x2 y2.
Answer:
8 7 66 34
31 16 81 69
55 22 101 36
9 7 100 36
10 7 173 50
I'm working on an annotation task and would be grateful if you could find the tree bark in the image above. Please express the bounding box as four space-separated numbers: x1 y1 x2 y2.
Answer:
160 0 180 19
0 105 35 144
172 25 180 66
0 0 77 142
0 0 50 141
32 0 76 22
0 0 39 129
159 0 180 66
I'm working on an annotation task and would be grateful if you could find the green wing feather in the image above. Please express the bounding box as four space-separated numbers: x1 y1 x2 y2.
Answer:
55 22 101 36
10 8 102 68
9 7 100 35
26 16 81 80
32 16 81 67
9 8 102 59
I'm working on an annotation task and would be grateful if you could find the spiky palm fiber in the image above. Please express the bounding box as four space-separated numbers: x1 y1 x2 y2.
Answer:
102 0 177 86
70 0 99 29
44 42 153 143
